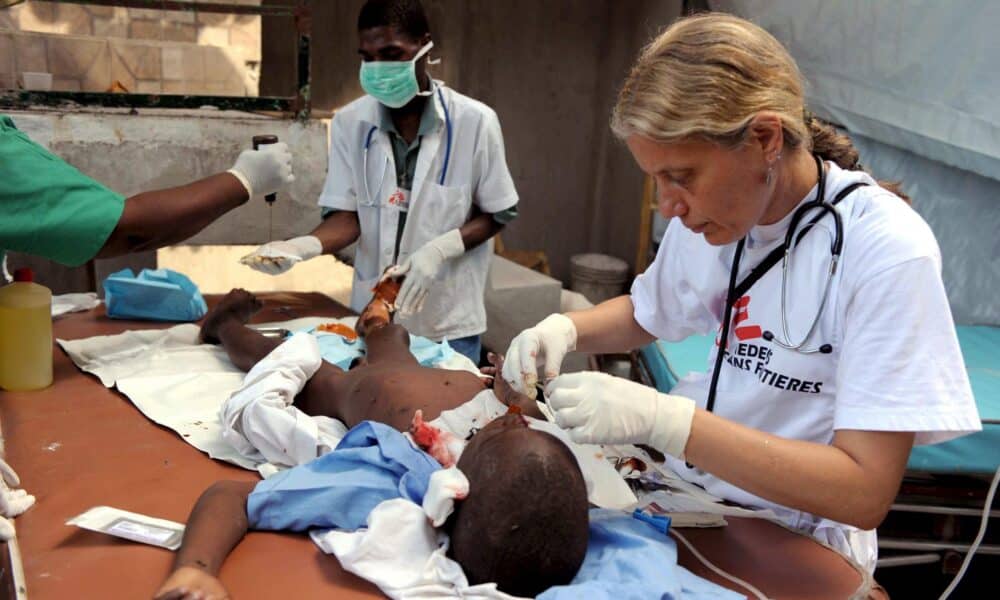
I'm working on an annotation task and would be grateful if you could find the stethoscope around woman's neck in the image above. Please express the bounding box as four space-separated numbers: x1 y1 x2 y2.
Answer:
704 153 867 414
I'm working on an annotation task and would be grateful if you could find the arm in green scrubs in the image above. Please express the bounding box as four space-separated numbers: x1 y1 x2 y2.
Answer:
0 115 125 267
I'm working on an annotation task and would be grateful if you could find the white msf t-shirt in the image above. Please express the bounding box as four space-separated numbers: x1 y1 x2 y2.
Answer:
631 161 981 572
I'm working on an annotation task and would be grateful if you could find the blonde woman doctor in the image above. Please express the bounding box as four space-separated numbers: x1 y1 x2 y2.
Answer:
244 0 517 363
504 13 980 574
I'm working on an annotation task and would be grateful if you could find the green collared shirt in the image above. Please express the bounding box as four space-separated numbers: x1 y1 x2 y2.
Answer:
378 92 441 194
380 95 437 260
0 114 125 268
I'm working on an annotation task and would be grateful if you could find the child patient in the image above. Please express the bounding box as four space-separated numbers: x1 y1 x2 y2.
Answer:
155 288 589 599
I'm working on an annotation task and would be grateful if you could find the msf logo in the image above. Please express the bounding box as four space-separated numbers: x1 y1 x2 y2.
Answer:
388 190 407 206
717 295 762 345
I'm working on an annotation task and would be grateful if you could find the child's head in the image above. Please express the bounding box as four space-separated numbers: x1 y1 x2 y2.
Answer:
446 413 589 597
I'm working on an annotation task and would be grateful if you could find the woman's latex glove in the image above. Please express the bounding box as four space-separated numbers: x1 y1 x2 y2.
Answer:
0 458 34 517
0 458 35 541
240 235 323 275
502 313 577 399
227 141 294 199
154 566 231 600
382 229 464 315
547 371 696 459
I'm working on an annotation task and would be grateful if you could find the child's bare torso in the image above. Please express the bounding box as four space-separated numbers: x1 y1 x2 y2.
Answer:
307 362 488 432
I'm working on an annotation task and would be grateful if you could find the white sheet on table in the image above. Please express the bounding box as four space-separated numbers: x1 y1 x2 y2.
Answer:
59 319 756 521
52 292 100 317
57 318 360 471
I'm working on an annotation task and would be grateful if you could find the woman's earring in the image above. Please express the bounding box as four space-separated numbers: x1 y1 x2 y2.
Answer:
765 153 781 186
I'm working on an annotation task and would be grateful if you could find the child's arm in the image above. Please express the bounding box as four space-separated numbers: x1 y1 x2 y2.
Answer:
154 481 256 600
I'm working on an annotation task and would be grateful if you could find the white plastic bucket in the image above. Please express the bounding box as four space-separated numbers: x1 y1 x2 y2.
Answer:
570 253 629 304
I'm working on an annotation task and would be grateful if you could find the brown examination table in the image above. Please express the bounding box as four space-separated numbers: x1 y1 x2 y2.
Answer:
0 293 866 599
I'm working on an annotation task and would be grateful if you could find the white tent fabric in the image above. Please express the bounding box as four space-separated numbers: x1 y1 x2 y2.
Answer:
710 0 1000 325
850 133 1000 325
712 0 1000 183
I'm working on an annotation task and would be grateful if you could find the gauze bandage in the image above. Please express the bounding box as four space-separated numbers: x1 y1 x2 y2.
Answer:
422 467 469 527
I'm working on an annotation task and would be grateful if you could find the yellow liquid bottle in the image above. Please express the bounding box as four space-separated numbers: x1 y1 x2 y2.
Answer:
0 268 53 391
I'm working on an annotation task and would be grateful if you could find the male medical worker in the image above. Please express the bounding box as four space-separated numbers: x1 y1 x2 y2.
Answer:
243 0 519 364
0 114 292 270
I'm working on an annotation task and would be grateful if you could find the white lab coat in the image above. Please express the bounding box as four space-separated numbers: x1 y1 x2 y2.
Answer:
318 82 519 341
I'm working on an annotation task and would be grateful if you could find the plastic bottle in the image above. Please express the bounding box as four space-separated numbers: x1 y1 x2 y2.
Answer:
0 268 53 391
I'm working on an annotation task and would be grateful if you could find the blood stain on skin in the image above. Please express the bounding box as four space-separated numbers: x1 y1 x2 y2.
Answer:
410 410 462 467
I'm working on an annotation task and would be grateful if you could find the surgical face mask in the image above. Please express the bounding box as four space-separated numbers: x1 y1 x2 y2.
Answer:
359 41 434 108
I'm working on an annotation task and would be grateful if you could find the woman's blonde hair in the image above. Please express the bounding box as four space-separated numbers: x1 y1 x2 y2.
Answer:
612 13 907 199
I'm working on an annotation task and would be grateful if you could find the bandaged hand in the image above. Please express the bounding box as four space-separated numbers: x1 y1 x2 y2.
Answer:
547 372 696 459
383 229 464 315
227 141 294 199
154 566 230 600
240 235 322 275
502 313 577 399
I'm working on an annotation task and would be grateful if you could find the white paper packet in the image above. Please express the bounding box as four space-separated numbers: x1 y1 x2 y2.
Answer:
67 506 185 550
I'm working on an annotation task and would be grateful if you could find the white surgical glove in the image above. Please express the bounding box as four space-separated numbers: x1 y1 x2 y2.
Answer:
502 313 577 399
240 235 323 275
228 141 294 198
0 458 35 541
547 371 696 459
384 229 464 315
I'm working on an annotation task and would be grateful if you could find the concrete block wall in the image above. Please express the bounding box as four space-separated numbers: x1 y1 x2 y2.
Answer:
0 0 261 95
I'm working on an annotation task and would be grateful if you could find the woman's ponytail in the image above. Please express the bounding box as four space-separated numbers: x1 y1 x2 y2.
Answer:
807 112 910 203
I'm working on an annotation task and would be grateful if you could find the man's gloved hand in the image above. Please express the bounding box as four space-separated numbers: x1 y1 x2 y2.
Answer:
502 313 577 399
240 235 323 275
382 229 464 315
547 371 696 459
228 141 294 199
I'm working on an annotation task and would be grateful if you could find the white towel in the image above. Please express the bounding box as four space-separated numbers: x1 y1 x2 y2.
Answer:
52 292 100 317
220 333 347 468
58 318 353 471
311 498 524 600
